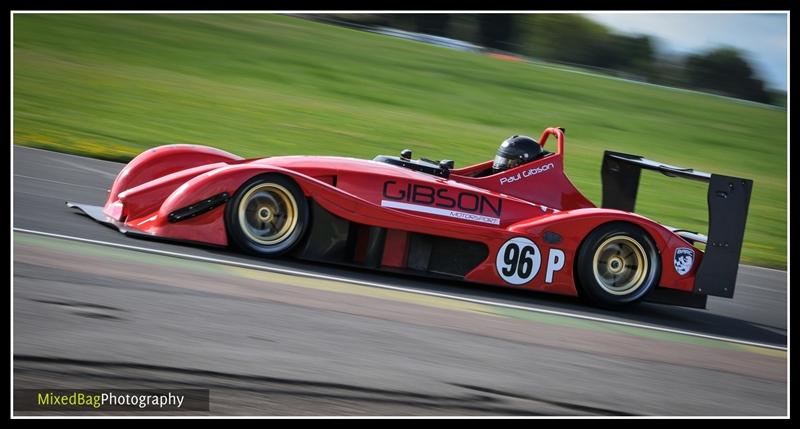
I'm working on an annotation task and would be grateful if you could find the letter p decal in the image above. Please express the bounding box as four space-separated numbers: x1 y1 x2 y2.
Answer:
545 249 565 284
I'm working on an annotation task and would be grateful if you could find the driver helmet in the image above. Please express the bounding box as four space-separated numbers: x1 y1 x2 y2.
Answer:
492 135 542 172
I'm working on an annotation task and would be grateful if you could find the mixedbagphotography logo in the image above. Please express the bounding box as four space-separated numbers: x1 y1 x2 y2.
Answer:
14 389 210 412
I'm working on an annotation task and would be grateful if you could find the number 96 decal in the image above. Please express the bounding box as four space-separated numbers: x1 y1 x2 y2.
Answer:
495 237 566 285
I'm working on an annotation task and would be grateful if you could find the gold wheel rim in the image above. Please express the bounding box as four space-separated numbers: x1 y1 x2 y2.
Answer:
237 183 298 246
592 235 648 296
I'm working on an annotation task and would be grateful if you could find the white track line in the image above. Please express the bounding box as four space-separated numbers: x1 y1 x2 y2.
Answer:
49 158 118 179
12 227 786 351
14 174 108 191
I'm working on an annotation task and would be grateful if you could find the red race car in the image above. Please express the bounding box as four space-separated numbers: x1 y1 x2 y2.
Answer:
68 127 752 309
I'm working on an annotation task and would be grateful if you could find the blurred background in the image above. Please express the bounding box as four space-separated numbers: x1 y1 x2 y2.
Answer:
13 13 787 268
319 13 787 106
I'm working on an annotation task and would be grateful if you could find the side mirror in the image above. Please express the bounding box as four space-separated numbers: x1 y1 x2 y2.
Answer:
400 149 412 159
439 159 455 170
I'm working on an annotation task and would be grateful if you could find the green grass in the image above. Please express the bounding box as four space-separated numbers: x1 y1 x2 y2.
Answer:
13 14 787 268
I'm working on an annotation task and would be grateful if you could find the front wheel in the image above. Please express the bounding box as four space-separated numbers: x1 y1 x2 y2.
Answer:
225 174 309 256
575 222 660 309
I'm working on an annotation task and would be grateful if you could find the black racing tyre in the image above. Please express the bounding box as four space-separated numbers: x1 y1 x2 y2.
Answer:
225 174 309 256
575 222 661 309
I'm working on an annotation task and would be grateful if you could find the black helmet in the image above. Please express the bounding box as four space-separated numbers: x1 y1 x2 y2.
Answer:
492 135 542 172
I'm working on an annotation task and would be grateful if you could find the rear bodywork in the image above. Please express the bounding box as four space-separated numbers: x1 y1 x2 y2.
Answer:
69 128 752 308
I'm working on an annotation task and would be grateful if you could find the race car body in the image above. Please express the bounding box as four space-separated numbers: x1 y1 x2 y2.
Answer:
68 127 753 309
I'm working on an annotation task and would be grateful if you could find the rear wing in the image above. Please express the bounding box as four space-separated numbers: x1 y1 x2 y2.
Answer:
601 151 753 298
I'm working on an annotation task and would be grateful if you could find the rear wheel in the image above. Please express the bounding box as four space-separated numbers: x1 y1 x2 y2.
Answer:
225 174 309 256
575 222 660 308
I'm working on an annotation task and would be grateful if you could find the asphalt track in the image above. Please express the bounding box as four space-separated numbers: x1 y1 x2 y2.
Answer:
12 145 787 415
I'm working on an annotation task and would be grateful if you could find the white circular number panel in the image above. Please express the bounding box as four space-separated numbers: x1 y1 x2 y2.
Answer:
495 237 541 285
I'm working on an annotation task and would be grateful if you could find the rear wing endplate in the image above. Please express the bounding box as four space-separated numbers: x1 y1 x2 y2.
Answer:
601 151 753 298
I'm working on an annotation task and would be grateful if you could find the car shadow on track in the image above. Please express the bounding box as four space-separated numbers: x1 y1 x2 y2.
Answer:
176 240 786 348
53 209 786 349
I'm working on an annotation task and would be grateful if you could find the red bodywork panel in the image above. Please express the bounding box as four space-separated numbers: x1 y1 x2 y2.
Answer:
100 128 703 298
